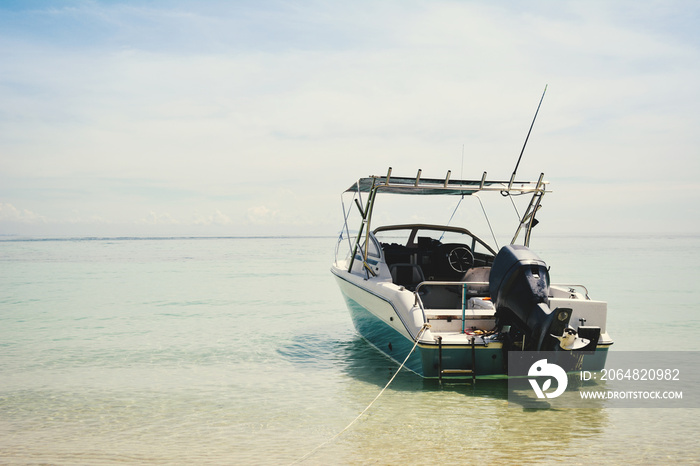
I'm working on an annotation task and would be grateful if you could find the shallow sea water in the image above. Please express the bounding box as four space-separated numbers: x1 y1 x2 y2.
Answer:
1 235 699 464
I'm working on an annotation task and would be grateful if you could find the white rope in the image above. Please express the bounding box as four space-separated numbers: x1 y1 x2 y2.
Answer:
290 324 431 465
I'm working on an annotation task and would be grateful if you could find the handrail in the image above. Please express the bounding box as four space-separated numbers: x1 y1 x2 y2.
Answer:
415 281 588 299
412 292 428 330
550 283 590 300
414 280 489 295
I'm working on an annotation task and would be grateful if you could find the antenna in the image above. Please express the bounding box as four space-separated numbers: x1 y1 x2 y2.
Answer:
509 85 547 189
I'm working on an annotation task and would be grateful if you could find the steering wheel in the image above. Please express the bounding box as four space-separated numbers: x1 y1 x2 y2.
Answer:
447 246 474 273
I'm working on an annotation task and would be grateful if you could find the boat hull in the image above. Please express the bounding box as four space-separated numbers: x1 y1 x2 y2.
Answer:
333 268 609 379
340 290 426 375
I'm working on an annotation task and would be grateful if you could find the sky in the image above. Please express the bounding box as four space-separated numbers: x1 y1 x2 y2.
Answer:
1 0 699 238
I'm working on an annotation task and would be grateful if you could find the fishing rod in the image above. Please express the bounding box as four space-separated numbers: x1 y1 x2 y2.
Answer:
508 84 548 190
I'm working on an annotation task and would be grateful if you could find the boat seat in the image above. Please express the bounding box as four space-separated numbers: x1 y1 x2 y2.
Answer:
461 266 491 296
390 263 425 291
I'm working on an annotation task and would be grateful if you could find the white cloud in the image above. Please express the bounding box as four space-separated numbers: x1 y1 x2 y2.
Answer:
0 203 45 223
193 209 233 226
246 205 278 225
139 211 180 225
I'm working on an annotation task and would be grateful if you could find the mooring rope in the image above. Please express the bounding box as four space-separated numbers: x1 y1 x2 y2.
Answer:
290 323 431 465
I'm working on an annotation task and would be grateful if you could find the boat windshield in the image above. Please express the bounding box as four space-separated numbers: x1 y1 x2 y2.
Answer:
373 225 496 282
374 225 496 256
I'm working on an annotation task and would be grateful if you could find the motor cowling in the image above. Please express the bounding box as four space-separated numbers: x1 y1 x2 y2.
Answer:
489 245 570 351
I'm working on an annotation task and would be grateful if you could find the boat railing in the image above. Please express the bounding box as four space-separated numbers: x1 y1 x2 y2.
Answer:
550 283 590 300
414 280 491 333
415 280 489 292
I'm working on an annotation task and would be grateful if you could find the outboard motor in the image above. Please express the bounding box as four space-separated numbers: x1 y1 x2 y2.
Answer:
489 245 571 351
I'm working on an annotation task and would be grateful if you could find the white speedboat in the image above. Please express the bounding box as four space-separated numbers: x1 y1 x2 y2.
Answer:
331 168 613 380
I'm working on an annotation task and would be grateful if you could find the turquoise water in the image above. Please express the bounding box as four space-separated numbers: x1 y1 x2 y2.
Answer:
1 235 699 464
